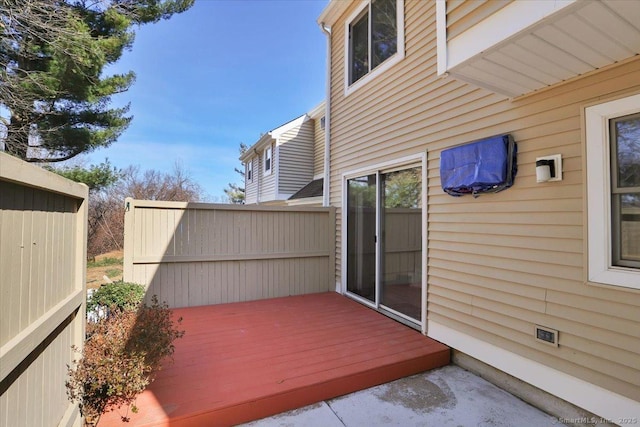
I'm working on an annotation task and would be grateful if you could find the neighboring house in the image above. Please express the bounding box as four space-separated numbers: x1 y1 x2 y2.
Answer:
241 102 326 206
318 0 639 422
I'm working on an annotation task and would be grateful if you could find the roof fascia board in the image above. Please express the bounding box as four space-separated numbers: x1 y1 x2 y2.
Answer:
308 101 326 119
240 111 314 162
240 133 275 162
318 0 357 27
271 114 309 139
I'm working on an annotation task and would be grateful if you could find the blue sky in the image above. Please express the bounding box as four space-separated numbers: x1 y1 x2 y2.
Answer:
83 0 328 201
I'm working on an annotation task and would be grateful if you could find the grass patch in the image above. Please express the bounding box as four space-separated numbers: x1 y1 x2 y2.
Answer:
105 268 122 278
88 257 122 268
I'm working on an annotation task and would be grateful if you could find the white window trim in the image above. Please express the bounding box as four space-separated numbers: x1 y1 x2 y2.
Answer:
585 93 640 290
247 159 253 183
263 146 272 176
343 0 405 97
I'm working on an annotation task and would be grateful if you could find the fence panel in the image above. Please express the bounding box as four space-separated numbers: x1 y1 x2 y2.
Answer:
0 153 87 427
123 199 336 308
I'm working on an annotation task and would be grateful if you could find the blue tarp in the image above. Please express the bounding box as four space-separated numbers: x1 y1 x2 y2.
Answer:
440 134 517 197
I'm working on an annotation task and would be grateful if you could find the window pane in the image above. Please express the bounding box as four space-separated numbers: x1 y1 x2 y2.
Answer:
265 148 271 172
614 114 640 188
371 0 397 69
350 12 369 84
617 193 640 265
380 168 422 321
346 175 377 302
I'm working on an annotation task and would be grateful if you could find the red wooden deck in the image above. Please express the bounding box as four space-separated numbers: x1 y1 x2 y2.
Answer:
99 292 449 427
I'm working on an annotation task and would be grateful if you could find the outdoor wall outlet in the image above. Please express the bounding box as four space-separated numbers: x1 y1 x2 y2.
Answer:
535 325 559 347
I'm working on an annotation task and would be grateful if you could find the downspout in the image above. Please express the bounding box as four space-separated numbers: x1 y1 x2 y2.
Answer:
320 22 331 207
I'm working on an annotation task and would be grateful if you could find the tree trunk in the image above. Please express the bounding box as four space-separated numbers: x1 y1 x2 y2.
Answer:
4 114 29 160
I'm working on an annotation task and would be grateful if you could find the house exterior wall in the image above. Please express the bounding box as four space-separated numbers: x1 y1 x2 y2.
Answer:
0 153 87 427
446 0 512 40
245 156 258 204
243 141 278 205
244 117 320 205
326 0 639 412
278 119 315 195
262 141 277 201
313 115 326 177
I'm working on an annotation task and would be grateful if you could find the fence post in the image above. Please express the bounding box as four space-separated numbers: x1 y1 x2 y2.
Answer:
74 183 89 359
123 197 134 283
328 206 337 291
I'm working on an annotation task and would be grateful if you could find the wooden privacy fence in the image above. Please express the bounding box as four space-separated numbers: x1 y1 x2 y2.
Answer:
123 198 336 308
0 153 88 427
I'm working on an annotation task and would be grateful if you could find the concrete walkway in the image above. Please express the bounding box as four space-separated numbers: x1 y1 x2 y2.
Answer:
242 365 558 426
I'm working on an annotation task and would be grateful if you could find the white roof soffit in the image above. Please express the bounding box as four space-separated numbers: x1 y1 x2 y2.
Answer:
446 0 640 98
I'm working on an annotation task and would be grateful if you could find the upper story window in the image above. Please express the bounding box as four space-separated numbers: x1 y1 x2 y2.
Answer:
586 93 640 290
246 159 253 182
345 0 404 95
264 146 272 175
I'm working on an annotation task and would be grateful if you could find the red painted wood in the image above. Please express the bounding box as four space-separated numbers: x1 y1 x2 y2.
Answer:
98 292 449 427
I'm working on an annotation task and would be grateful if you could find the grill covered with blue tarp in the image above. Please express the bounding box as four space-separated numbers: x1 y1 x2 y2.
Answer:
440 134 517 197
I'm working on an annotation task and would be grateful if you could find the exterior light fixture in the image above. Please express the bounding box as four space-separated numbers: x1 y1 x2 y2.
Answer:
536 154 562 183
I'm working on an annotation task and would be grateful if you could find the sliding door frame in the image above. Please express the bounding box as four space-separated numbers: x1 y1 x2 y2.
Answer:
341 152 428 334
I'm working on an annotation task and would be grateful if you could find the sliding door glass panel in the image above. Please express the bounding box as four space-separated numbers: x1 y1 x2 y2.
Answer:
380 167 422 321
346 174 377 303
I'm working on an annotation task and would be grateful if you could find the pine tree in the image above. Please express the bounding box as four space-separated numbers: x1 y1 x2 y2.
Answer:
224 142 248 204
0 0 193 162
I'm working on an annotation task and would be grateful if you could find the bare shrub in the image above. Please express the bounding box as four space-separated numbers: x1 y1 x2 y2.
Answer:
66 296 184 425
86 162 204 259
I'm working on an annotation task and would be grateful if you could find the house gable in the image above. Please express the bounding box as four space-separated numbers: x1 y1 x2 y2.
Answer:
241 107 323 205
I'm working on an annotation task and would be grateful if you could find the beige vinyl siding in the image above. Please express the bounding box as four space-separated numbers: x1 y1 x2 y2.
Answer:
262 142 277 200
446 0 513 40
278 120 315 195
123 199 335 308
245 157 258 204
328 0 640 402
314 116 326 177
1 154 87 427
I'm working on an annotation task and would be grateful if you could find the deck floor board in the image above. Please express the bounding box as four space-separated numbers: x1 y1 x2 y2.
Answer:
99 292 449 427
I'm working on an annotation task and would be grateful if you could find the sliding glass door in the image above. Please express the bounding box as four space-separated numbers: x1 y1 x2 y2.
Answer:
345 165 423 325
380 168 422 320
346 174 376 303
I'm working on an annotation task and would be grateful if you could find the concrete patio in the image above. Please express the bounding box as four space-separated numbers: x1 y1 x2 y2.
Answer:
243 364 560 426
